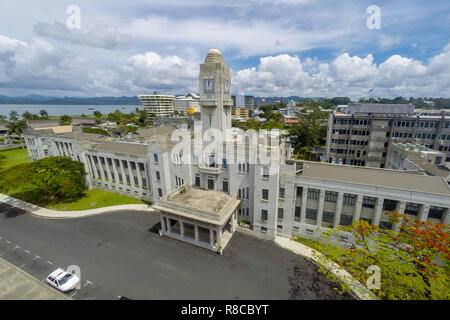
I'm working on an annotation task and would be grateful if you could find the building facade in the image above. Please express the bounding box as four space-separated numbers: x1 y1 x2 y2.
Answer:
326 103 450 168
23 50 450 250
138 92 175 118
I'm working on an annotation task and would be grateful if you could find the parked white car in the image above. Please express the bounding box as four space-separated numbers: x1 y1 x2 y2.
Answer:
46 268 80 293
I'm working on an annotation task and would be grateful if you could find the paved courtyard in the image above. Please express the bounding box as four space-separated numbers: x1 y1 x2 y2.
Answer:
0 203 353 300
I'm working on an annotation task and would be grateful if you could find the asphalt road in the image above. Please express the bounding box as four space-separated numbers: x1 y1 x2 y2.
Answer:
0 203 353 300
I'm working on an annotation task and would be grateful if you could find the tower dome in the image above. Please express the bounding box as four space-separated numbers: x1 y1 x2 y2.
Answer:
204 48 224 63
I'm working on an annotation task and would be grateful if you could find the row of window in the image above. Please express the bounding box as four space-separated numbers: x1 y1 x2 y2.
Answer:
251 200 442 225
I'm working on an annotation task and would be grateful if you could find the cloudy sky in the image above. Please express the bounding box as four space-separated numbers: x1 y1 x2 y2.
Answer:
0 0 449 99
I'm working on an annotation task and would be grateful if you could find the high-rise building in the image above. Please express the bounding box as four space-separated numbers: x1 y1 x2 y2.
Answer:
138 92 175 118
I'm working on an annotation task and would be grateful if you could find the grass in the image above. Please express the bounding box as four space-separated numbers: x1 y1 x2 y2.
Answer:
0 147 30 171
47 189 146 211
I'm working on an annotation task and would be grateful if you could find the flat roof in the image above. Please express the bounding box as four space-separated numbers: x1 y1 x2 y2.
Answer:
296 161 450 196
170 187 230 213
90 141 148 156
153 186 240 225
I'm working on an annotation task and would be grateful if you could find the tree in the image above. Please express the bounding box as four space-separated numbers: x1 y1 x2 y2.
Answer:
39 109 49 119
313 211 449 300
7 120 28 148
0 156 87 206
59 115 72 125
287 106 328 152
135 109 149 127
93 110 102 124
9 110 19 122
22 111 34 121
0 115 6 121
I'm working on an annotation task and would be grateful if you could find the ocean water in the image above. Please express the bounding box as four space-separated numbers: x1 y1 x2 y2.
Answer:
0 104 140 117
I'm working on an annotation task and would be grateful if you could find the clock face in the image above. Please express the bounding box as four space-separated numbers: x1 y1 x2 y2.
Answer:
203 78 215 94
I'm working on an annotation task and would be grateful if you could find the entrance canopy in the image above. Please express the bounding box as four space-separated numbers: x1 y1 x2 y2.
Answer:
153 185 240 253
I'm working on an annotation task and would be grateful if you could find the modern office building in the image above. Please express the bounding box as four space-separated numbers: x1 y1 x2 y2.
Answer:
23 49 450 252
232 94 255 110
174 93 200 115
326 103 450 168
138 92 175 118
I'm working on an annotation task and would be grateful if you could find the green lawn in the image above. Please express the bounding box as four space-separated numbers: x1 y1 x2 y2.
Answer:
0 148 30 171
47 189 146 211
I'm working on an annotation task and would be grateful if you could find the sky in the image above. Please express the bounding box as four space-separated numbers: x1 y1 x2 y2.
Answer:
0 0 449 99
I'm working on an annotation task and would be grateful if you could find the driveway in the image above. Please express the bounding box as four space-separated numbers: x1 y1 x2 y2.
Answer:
0 203 353 300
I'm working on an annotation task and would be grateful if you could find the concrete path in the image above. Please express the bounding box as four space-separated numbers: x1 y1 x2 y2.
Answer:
0 257 70 300
275 236 378 300
0 193 154 219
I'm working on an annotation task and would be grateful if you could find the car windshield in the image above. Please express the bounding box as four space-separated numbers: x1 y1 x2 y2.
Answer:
58 273 73 285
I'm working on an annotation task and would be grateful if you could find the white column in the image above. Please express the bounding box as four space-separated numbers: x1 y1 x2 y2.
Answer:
394 201 406 232
136 162 143 189
444 209 450 225
353 194 363 222
160 214 166 233
194 224 199 242
111 159 120 189
231 212 237 233
373 198 384 226
127 160 134 187
300 187 308 224
97 157 106 181
209 227 214 246
419 204 430 222
180 219 185 239
316 189 325 226
334 192 344 228
166 217 171 234
119 160 127 186
216 225 222 246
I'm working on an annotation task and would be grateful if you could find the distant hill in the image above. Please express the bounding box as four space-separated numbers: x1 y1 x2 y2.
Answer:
0 95 140 105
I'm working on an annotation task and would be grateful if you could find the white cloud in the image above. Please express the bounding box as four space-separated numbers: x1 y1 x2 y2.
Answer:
233 47 450 98
33 22 132 50
378 35 402 50
1 32 450 99
124 15 348 57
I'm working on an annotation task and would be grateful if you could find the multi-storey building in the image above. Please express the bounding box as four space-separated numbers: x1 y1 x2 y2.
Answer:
138 92 175 118
174 93 200 115
23 49 450 252
326 103 450 167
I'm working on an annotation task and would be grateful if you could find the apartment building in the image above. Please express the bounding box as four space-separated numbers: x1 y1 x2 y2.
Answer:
326 103 450 168
23 49 450 252
138 92 175 118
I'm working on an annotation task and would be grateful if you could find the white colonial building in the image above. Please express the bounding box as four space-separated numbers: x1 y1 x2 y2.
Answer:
23 49 450 252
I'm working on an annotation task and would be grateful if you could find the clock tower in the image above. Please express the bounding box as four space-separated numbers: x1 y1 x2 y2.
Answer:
199 49 233 138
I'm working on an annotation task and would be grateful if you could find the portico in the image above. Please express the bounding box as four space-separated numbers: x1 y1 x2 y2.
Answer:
153 185 240 253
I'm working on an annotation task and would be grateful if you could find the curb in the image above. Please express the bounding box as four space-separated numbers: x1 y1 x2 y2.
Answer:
274 237 378 300
0 193 154 219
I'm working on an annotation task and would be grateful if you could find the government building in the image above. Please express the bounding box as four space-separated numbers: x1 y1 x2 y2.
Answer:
23 49 450 252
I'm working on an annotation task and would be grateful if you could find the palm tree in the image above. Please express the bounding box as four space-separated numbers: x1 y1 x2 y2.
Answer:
22 111 33 121
8 120 28 148
39 109 49 119
9 110 19 122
